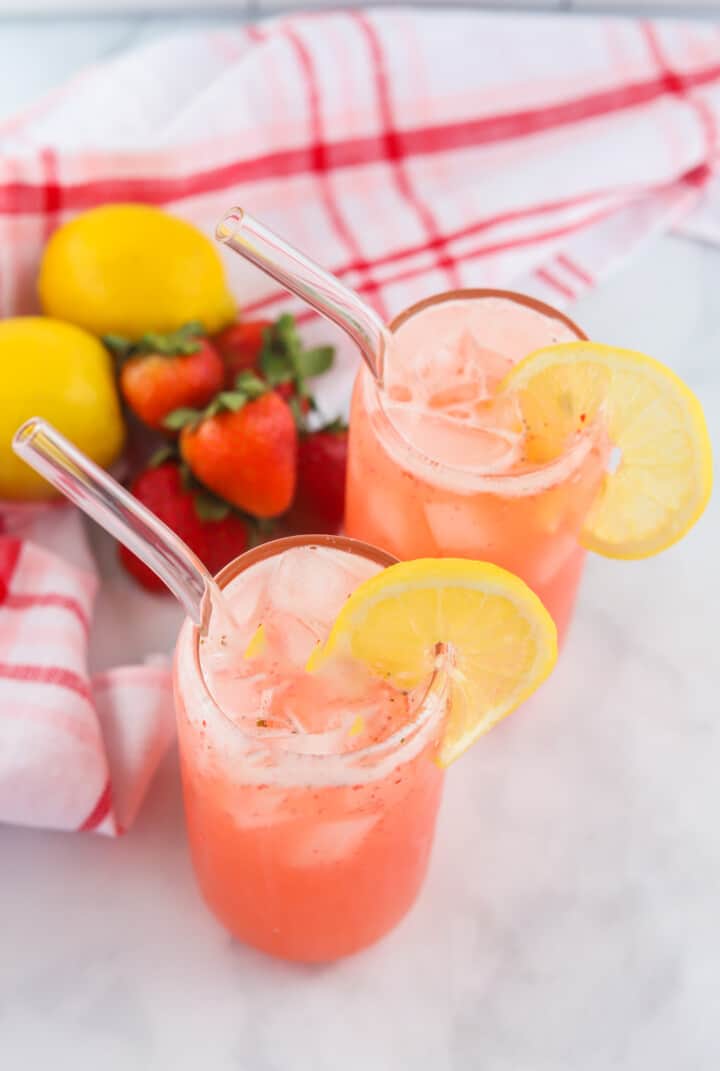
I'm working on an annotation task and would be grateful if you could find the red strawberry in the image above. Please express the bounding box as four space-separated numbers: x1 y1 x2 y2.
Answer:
286 424 348 534
213 319 272 388
177 384 298 518
119 462 248 591
202 511 250 575
111 323 224 432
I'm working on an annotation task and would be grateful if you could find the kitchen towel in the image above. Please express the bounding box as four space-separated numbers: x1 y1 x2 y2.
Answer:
0 11 718 345
1 8 718 834
0 502 175 835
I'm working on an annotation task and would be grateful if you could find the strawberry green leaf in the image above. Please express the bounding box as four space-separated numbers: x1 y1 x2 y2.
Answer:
164 407 202 430
148 445 178 467
260 347 293 386
178 320 205 338
293 345 334 379
259 313 335 397
136 322 204 356
194 490 232 523
234 371 268 398
275 313 302 358
319 417 348 434
215 391 248 413
102 333 133 358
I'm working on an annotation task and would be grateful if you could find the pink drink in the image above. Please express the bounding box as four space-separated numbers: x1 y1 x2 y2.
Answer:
346 290 607 641
173 536 447 962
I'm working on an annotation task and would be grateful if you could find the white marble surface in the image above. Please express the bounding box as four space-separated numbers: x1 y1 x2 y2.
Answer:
1 15 720 1071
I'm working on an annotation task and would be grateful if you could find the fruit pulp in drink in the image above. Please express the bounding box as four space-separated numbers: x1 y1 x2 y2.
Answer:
173 538 446 963
346 291 608 641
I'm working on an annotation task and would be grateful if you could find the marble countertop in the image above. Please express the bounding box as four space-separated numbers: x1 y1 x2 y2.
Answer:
1 15 719 1071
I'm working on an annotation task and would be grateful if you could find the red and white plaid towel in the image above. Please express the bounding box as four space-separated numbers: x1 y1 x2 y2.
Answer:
1 9 719 835
0 503 175 835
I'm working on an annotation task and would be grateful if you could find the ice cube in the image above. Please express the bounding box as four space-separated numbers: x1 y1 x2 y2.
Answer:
439 329 512 396
220 555 273 633
264 546 378 657
232 787 288 829
424 498 498 558
266 548 359 624
455 329 488 384
388 384 413 403
389 407 520 472
267 612 322 669
207 667 266 726
427 381 484 410
282 727 347 756
361 475 439 558
285 814 380 868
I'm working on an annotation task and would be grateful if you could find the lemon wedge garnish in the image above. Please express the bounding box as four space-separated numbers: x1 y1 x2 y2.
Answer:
501 341 712 559
310 559 557 766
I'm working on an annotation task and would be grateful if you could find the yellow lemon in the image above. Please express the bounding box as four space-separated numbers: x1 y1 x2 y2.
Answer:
0 317 125 499
39 204 236 339
309 558 557 766
501 341 713 558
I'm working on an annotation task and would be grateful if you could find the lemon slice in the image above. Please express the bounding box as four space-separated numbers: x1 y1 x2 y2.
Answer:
310 559 557 766
501 341 712 559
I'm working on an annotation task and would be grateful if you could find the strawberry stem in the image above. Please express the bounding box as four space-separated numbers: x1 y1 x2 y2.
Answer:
259 313 335 395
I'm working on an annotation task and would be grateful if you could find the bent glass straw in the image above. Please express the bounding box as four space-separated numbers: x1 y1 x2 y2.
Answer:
216 207 390 386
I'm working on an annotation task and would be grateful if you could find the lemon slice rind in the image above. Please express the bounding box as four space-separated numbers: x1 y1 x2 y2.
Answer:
501 341 712 559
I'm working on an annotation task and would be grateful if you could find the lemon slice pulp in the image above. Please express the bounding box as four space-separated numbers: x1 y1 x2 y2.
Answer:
310 558 557 766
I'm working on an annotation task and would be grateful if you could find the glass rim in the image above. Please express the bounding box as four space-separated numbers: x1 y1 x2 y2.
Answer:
367 288 591 494
187 534 448 768
388 287 587 337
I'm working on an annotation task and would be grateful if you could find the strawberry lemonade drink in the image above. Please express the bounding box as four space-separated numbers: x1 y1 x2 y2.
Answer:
346 290 607 640
172 288 710 963
173 537 448 963
173 534 558 963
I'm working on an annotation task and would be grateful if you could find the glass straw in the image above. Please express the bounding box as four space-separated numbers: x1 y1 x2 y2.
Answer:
216 207 390 385
13 418 233 632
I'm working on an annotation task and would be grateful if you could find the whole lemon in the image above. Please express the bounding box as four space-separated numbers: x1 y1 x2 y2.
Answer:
39 204 236 339
0 318 125 499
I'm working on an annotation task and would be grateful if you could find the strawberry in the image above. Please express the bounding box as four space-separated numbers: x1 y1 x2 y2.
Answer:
119 461 248 591
168 373 298 518
286 422 348 534
213 319 272 388
201 509 250 575
108 323 224 432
